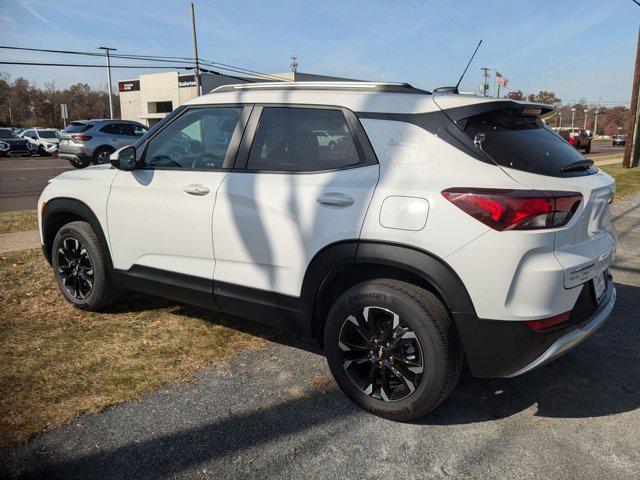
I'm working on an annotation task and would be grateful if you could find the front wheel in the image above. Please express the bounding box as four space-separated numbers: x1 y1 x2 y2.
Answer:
51 221 121 310
324 279 461 421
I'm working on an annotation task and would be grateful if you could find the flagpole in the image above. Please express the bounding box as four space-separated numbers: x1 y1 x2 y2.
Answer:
497 83 501 98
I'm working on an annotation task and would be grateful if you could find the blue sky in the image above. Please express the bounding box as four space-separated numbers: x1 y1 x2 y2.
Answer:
0 0 638 105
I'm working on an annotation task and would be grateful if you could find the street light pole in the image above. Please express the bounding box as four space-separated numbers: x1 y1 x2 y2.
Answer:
190 2 201 96
583 109 588 130
98 46 117 119
571 108 576 128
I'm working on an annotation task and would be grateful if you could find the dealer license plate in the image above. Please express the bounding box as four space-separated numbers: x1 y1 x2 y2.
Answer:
593 272 606 304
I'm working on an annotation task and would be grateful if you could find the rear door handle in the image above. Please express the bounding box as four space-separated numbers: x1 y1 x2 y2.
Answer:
182 184 210 196
316 193 354 207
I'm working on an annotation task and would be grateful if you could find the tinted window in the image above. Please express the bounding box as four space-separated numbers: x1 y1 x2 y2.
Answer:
463 109 596 176
22 130 36 139
0 128 18 139
64 122 92 133
143 107 242 170
100 124 124 135
247 107 360 172
38 130 58 139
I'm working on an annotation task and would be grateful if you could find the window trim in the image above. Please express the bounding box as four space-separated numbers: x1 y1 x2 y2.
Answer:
232 103 378 174
137 104 253 172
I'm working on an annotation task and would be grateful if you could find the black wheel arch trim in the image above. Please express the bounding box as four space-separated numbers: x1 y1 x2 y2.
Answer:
41 198 113 268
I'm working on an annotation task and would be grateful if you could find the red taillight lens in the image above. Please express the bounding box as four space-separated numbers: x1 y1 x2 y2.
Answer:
524 311 571 332
70 135 92 142
442 188 582 231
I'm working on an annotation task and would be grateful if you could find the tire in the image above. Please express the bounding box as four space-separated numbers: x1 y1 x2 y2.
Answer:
51 221 121 310
324 279 462 421
93 146 115 164
69 157 90 169
584 142 591 154
38 145 49 157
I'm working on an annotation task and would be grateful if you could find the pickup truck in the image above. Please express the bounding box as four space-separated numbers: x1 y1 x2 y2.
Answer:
553 127 592 153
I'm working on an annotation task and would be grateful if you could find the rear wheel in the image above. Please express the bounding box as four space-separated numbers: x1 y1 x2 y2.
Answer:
52 221 121 310
584 142 591 154
324 279 461 421
68 157 90 169
93 146 114 164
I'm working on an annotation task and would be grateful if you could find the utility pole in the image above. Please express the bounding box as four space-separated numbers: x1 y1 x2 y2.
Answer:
290 54 298 73
583 109 588 130
623 25 640 169
481 67 491 97
98 46 116 119
593 97 601 138
571 108 576 128
190 2 201 96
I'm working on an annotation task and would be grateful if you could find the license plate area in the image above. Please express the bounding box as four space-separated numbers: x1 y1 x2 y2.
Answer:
592 272 607 304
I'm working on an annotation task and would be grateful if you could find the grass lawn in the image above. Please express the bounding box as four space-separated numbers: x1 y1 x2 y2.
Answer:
0 210 38 235
0 248 272 447
600 163 640 198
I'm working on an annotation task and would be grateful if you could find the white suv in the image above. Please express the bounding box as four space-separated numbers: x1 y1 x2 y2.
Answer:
38 82 617 420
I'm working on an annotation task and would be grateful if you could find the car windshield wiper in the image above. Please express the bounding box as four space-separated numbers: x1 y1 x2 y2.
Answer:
561 159 594 172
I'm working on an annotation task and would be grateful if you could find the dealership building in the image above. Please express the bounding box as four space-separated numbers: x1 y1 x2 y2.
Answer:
118 70 356 126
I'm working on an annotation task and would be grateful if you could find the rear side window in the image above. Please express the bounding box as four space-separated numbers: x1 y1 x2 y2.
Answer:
463 109 596 176
100 124 124 135
64 122 92 133
247 107 360 172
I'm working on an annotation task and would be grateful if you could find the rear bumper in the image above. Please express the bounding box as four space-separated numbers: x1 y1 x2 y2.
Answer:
455 275 616 378
59 152 91 163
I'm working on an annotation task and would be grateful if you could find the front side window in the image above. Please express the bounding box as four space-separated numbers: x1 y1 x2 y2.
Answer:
143 107 243 170
463 108 596 176
247 107 360 172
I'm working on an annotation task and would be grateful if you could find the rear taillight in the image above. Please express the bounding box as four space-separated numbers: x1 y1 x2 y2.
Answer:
441 188 582 231
524 311 570 332
70 135 92 142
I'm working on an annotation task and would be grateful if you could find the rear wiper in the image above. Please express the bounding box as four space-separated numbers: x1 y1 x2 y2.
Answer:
561 159 594 172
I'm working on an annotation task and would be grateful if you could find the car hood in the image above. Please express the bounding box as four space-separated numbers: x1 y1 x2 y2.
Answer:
1 138 29 145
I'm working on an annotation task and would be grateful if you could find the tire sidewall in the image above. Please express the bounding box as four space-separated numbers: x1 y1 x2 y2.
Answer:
52 223 107 309
324 282 451 421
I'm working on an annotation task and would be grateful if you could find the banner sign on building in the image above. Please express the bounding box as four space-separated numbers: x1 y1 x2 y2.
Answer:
178 75 198 88
119 80 140 92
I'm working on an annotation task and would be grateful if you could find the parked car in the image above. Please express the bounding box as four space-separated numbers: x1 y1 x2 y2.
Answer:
553 127 592 153
612 134 626 147
20 128 59 156
38 82 617 420
0 127 38 157
58 119 149 168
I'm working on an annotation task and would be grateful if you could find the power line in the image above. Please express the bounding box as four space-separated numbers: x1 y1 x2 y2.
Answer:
0 44 289 82
0 61 192 69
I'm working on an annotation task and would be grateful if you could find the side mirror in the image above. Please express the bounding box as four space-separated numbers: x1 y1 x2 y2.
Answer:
111 146 137 170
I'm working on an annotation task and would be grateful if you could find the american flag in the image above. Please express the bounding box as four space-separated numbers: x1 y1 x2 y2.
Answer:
495 71 509 88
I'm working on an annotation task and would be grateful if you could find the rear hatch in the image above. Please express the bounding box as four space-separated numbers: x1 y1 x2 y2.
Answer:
434 96 616 289
59 121 93 148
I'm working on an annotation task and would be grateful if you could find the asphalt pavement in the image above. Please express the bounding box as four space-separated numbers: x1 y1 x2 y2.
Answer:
1 194 639 479
0 157 72 212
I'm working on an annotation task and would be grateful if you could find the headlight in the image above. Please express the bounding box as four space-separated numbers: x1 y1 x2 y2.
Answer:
47 143 56 148
28 142 38 150
0 142 9 151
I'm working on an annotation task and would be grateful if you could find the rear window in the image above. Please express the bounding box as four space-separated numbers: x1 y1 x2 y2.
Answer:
462 109 596 176
63 122 92 133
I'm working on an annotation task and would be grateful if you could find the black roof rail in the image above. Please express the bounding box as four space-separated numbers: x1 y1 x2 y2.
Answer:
211 81 431 95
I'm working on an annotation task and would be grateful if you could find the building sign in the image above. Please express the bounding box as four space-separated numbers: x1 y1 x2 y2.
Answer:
178 74 198 88
118 80 140 92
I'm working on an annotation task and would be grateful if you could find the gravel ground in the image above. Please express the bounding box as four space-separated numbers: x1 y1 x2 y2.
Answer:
1 196 639 480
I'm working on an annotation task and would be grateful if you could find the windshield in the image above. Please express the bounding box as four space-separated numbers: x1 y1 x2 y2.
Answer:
38 130 58 139
0 128 19 139
463 108 596 177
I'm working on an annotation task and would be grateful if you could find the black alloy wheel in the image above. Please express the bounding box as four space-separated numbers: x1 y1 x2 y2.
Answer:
338 306 424 401
56 237 94 300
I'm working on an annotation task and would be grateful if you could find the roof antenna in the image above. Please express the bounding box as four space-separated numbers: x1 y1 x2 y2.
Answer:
434 39 483 94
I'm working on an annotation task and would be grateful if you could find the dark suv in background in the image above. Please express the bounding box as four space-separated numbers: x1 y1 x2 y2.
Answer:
58 119 148 168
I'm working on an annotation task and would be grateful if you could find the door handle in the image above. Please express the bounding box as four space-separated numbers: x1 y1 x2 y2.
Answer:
182 184 210 196
316 193 354 207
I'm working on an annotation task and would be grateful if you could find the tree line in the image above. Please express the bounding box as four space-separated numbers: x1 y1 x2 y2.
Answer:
506 89 630 136
0 72 120 128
